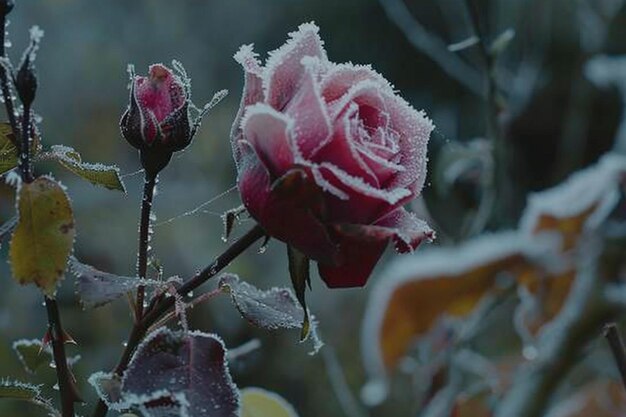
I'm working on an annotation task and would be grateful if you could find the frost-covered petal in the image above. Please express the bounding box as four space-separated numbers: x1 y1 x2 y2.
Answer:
134 64 185 123
241 103 296 177
321 62 394 103
264 22 327 111
313 103 380 187
231 44 265 170
317 162 412 224
318 208 433 288
283 60 332 159
237 142 339 264
381 93 433 194
372 208 435 253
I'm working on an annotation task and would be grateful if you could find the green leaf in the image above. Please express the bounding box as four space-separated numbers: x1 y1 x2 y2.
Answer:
241 387 299 417
10 176 76 296
12 339 52 374
0 123 17 175
0 379 40 400
70 257 150 309
0 379 59 416
287 245 311 341
0 122 41 175
46 145 126 192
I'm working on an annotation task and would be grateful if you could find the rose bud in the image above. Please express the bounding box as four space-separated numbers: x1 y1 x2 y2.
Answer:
120 62 225 178
231 23 435 288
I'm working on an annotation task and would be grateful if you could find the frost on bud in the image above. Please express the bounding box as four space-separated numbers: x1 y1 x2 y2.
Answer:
121 62 227 178
15 26 43 107
0 0 14 17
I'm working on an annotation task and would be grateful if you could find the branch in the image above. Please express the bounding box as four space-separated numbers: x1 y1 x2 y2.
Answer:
92 224 266 417
135 174 156 320
377 0 484 97
0 11 18 144
603 323 626 392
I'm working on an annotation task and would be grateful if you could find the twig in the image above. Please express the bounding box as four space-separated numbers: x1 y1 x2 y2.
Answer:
92 224 266 417
135 174 156 321
603 323 626 392
377 0 484 97
45 298 81 417
463 0 512 228
322 346 369 417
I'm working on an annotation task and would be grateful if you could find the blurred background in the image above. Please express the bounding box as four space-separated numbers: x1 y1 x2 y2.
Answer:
1 0 625 416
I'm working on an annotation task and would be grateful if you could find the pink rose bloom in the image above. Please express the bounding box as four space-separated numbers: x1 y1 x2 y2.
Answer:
231 23 435 288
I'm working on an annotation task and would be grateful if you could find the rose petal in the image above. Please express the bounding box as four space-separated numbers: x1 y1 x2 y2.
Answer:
263 22 327 111
241 103 296 177
135 64 185 123
316 161 412 224
237 142 339 264
318 231 388 288
231 44 265 170
318 208 433 288
283 60 332 159
321 62 394 103
382 93 433 195
373 208 435 252
313 103 380 187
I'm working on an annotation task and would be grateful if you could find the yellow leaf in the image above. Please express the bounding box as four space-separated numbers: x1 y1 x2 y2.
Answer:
9 176 75 296
520 153 626 251
362 233 553 378
241 387 298 417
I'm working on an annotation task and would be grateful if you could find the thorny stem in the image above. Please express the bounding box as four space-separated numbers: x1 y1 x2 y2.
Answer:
17 95 78 416
92 224 266 417
135 174 156 321
603 323 626 392
0 12 18 144
45 298 80 417
464 0 512 228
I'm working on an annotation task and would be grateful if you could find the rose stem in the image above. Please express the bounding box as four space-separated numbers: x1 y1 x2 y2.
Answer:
463 0 511 228
92 223 266 417
19 98 78 416
135 173 157 321
0 9 18 145
603 323 626 391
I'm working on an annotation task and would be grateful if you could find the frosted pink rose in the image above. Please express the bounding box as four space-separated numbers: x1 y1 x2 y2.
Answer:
231 23 434 288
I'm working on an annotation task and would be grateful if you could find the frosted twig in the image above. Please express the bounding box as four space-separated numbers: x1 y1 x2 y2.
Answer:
322 346 369 417
155 185 237 227
378 0 484 97
603 323 626 392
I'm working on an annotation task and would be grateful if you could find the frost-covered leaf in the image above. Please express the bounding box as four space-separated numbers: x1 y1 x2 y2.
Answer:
0 379 58 416
120 328 239 417
0 122 41 176
286 246 311 340
221 205 246 242
219 274 322 353
520 153 626 250
10 176 75 296
241 387 299 417
88 372 122 406
0 379 41 400
361 232 558 380
70 256 149 309
12 339 52 374
45 145 126 192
